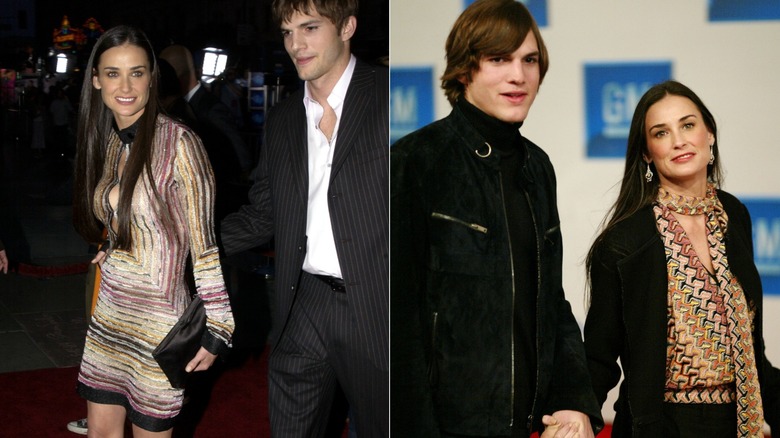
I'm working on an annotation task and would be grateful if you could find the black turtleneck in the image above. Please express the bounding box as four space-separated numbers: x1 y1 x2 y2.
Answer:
457 96 524 153
457 98 538 435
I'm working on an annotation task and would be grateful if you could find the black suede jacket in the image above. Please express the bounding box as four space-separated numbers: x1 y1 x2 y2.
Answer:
584 190 780 437
391 105 603 437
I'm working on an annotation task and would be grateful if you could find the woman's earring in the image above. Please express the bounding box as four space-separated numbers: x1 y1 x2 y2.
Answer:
709 144 715 165
645 162 653 182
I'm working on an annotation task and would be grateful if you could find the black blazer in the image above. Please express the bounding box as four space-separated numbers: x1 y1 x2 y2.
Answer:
220 60 389 369
584 190 780 437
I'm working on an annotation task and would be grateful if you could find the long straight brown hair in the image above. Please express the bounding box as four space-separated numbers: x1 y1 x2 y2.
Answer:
72 25 165 249
586 81 723 294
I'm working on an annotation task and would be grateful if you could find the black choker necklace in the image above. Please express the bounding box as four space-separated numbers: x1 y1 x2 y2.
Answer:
114 121 139 145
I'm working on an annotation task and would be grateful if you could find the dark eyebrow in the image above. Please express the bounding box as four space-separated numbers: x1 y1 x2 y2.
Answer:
298 19 321 28
280 19 322 32
648 114 697 131
102 65 147 71
484 50 540 59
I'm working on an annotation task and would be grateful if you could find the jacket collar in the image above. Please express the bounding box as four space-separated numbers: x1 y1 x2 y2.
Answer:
287 58 377 200
331 58 375 179
447 104 533 186
615 192 760 304
448 104 502 168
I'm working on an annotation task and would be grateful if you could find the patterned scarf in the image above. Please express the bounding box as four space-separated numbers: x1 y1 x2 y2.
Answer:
656 184 764 437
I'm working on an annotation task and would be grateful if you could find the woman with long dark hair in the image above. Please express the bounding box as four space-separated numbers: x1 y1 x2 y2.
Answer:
72 25 234 436
584 80 780 437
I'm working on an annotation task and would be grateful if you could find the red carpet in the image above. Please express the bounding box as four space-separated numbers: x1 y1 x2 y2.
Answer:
0 350 271 437
6 357 765 437
0 364 85 437
0 348 354 437
16 262 90 277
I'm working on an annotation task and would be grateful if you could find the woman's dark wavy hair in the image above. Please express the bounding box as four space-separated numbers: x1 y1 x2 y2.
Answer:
72 25 163 249
441 0 549 105
586 80 723 296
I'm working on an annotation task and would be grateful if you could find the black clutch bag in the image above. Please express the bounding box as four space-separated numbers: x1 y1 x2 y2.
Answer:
152 296 206 389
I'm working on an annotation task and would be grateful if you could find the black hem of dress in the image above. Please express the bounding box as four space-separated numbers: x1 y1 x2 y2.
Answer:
77 382 177 432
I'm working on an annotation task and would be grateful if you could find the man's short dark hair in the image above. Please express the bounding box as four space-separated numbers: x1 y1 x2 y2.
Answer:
272 0 358 32
441 0 549 105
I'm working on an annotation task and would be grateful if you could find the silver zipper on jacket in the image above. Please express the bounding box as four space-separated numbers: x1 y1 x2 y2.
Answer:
524 188 542 432
428 311 439 383
498 174 517 428
431 212 488 234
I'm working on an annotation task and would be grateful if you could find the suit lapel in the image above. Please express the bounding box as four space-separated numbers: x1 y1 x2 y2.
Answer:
188 87 206 113
330 61 375 180
286 96 308 203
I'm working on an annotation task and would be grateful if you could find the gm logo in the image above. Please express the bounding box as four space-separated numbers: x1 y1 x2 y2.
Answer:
585 62 672 158
743 198 780 295
390 67 434 144
464 0 548 27
709 0 780 21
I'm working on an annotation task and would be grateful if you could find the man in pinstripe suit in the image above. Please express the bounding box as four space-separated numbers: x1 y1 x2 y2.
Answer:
220 0 388 436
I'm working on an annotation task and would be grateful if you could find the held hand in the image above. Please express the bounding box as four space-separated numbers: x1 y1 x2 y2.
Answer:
540 410 595 438
91 250 107 267
185 347 218 373
0 249 8 274
541 415 563 438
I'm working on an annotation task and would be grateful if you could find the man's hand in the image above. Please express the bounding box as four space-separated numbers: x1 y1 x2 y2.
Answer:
540 410 595 438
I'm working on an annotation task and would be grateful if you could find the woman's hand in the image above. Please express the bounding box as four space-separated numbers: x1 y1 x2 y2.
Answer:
185 347 218 373
0 249 8 274
541 410 595 438
91 250 107 267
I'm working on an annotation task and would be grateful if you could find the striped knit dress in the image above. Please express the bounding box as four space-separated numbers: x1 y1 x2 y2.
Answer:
77 115 234 431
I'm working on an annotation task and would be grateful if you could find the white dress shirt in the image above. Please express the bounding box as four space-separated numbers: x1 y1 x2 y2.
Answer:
301 55 357 279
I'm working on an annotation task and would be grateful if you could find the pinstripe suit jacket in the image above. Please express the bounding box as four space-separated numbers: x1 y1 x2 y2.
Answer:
220 59 389 369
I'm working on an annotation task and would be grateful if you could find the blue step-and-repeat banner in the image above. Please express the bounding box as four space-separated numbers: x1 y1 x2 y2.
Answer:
584 62 672 158
744 199 780 295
